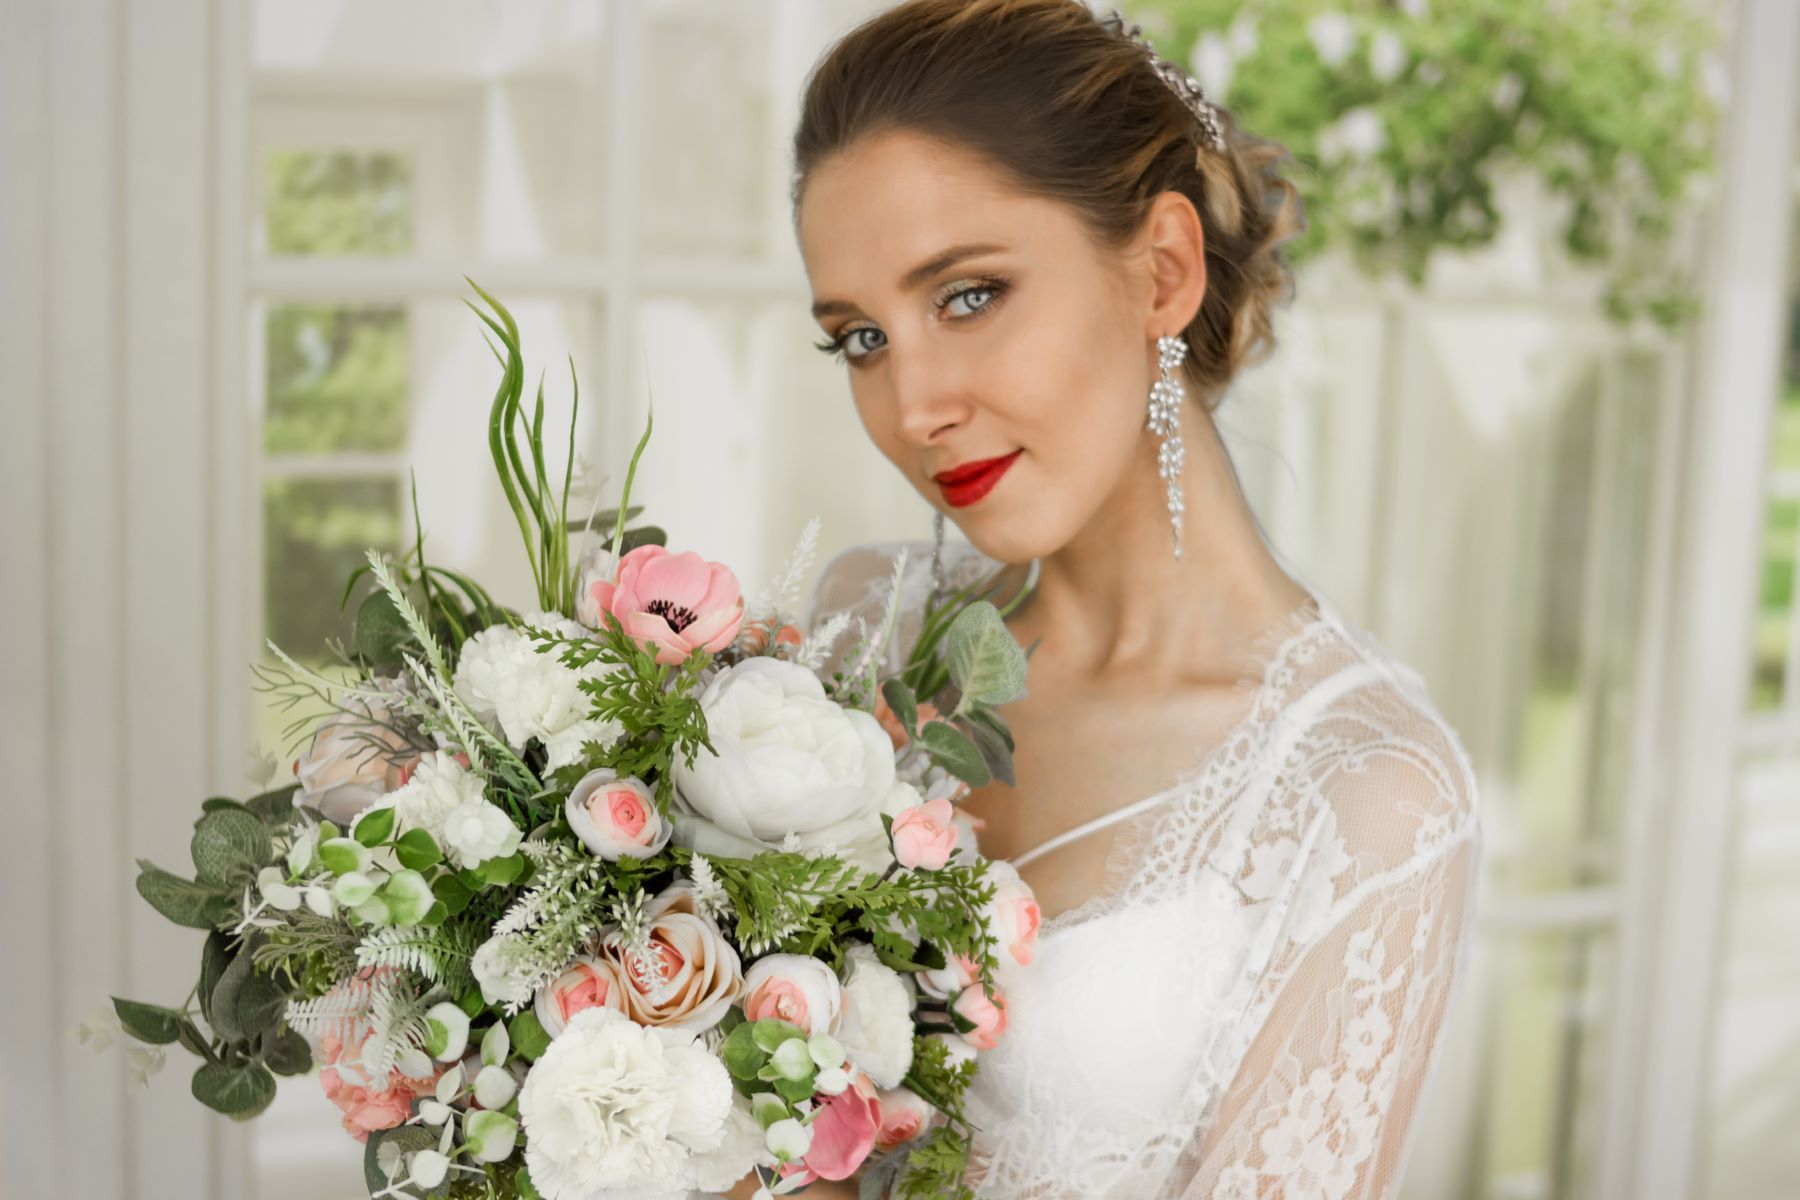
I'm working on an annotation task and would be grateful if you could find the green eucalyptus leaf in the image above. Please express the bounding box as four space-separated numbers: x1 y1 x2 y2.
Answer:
263 1028 313 1076
430 873 474 915
191 1062 277 1120
135 862 230 930
394 828 443 871
199 932 232 1026
190 808 273 888
944 603 1027 707
363 1124 436 1194
246 782 303 823
965 714 1017 788
354 805 397 847
476 852 524 887
881 677 919 735
508 1010 552 1062
917 720 991 788
354 588 413 667
176 1019 213 1062
722 1022 763 1081
111 997 183 1045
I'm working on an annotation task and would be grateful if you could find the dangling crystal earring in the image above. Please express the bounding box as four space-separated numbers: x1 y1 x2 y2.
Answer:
1148 334 1188 559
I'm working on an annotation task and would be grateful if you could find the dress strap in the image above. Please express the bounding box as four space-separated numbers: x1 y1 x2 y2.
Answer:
1010 789 1176 870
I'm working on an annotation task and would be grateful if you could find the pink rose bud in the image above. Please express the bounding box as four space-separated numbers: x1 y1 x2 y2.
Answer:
584 543 745 666
874 1086 936 1150
889 797 958 871
980 861 1042 967
565 769 671 861
951 984 1009 1051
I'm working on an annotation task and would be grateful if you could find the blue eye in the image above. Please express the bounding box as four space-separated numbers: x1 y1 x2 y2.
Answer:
812 276 1011 366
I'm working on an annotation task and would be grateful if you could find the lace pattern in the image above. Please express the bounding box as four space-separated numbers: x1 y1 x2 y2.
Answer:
804 540 1483 1199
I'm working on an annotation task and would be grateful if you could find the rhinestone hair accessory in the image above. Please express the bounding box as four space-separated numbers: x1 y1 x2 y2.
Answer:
1102 8 1228 155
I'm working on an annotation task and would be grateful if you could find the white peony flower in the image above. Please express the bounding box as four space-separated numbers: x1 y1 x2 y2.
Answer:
836 944 915 1089
440 798 522 869
452 612 625 770
518 1006 734 1200
472 935 540 1009
687 1093 774 1193
669 657 896 862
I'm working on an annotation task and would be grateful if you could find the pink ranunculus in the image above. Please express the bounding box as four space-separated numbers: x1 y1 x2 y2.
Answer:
951 984 1009 1051
889 797 958 871
316 1005 443 1142
915 953 980 1001
981 860 1042 967
783 1071 882 1184
874 1086 936 1150
739 954 842 1036
533 955 627 1039
585 543 745 666
565 768 671 861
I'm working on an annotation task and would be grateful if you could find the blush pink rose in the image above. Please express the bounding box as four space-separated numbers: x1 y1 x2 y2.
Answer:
951 984 1009 1051
781 1071 882 1184
888 797 957 871
981 860 1042 967
317 1021 442 1142
533 955 627 1038
585 544 745 666
565 769 671 860
874 1086 936 1150
916 953 980 1001
739 954 842 1036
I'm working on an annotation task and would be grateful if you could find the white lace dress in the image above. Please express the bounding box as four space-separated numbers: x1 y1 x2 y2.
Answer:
805 539 1484 1200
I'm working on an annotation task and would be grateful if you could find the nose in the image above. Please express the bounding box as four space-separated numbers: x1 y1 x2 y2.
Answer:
889 342 972 449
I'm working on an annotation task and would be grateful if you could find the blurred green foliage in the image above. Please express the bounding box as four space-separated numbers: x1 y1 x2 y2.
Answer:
264 304 408 454
263 478 403 657
1134 0 1721 327
264 150 411 256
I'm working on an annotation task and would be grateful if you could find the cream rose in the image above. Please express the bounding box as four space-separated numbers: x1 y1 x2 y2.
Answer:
602 882 742 1034
739 954 843 1036
295 699 415 825
565 769 671 861
669 657 896 861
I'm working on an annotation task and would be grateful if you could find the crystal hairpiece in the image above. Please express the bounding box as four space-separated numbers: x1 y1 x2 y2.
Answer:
1102 8 1228 154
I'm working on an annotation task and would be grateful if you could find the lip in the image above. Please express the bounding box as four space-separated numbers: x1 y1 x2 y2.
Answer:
934 449 1022 508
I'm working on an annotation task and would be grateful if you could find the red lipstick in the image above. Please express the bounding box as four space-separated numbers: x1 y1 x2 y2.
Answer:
933 450 1022 508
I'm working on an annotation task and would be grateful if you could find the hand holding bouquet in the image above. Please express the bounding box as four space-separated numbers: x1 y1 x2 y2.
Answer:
98 284 1037 1200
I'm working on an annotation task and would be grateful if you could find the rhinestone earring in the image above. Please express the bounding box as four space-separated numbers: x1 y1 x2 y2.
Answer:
1148 334 1188 560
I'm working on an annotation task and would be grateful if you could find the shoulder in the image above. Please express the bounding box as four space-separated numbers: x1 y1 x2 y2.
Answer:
1276 610 1482 875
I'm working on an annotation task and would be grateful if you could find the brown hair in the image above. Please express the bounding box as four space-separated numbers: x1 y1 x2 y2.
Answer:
791 0 1305 412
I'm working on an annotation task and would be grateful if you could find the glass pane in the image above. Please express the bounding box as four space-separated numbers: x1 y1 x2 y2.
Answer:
264 304 409 454
1748 497 1797 711
1478 929 1615 1200
639 1 774 261
262 476 403 661
263 149 412 256
252 0 608 259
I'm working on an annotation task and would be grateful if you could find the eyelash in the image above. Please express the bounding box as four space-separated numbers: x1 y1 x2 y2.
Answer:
813 276 1012 365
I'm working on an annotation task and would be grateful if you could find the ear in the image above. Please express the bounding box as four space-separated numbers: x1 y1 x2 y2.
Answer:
1140 190 1207 340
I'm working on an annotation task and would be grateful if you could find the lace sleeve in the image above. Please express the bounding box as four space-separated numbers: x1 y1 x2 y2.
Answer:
1182 748 1483 1199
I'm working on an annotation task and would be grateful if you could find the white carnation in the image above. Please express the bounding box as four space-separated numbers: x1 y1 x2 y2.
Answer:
440 798 522 868
687 1094 773 1193
352 750 482 852
836 944 915 1089
518 1007 733 1200
452 613 625 767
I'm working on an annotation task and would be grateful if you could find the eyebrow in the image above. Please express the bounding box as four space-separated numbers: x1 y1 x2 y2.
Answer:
810 241 1010 320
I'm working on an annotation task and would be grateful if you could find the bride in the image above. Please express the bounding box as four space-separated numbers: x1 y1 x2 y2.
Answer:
732 0 1484 1195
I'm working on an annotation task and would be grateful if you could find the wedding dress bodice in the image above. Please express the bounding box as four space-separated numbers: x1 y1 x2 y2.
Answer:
805 539 1483 1199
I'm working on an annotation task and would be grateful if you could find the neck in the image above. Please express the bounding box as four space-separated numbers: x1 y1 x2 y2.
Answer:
1005 400 1308 682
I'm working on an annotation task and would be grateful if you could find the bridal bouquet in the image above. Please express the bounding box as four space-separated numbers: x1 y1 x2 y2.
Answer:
98 284 1040 1200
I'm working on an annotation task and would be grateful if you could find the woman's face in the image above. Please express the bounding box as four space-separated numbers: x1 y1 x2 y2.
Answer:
796 130 1172 565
